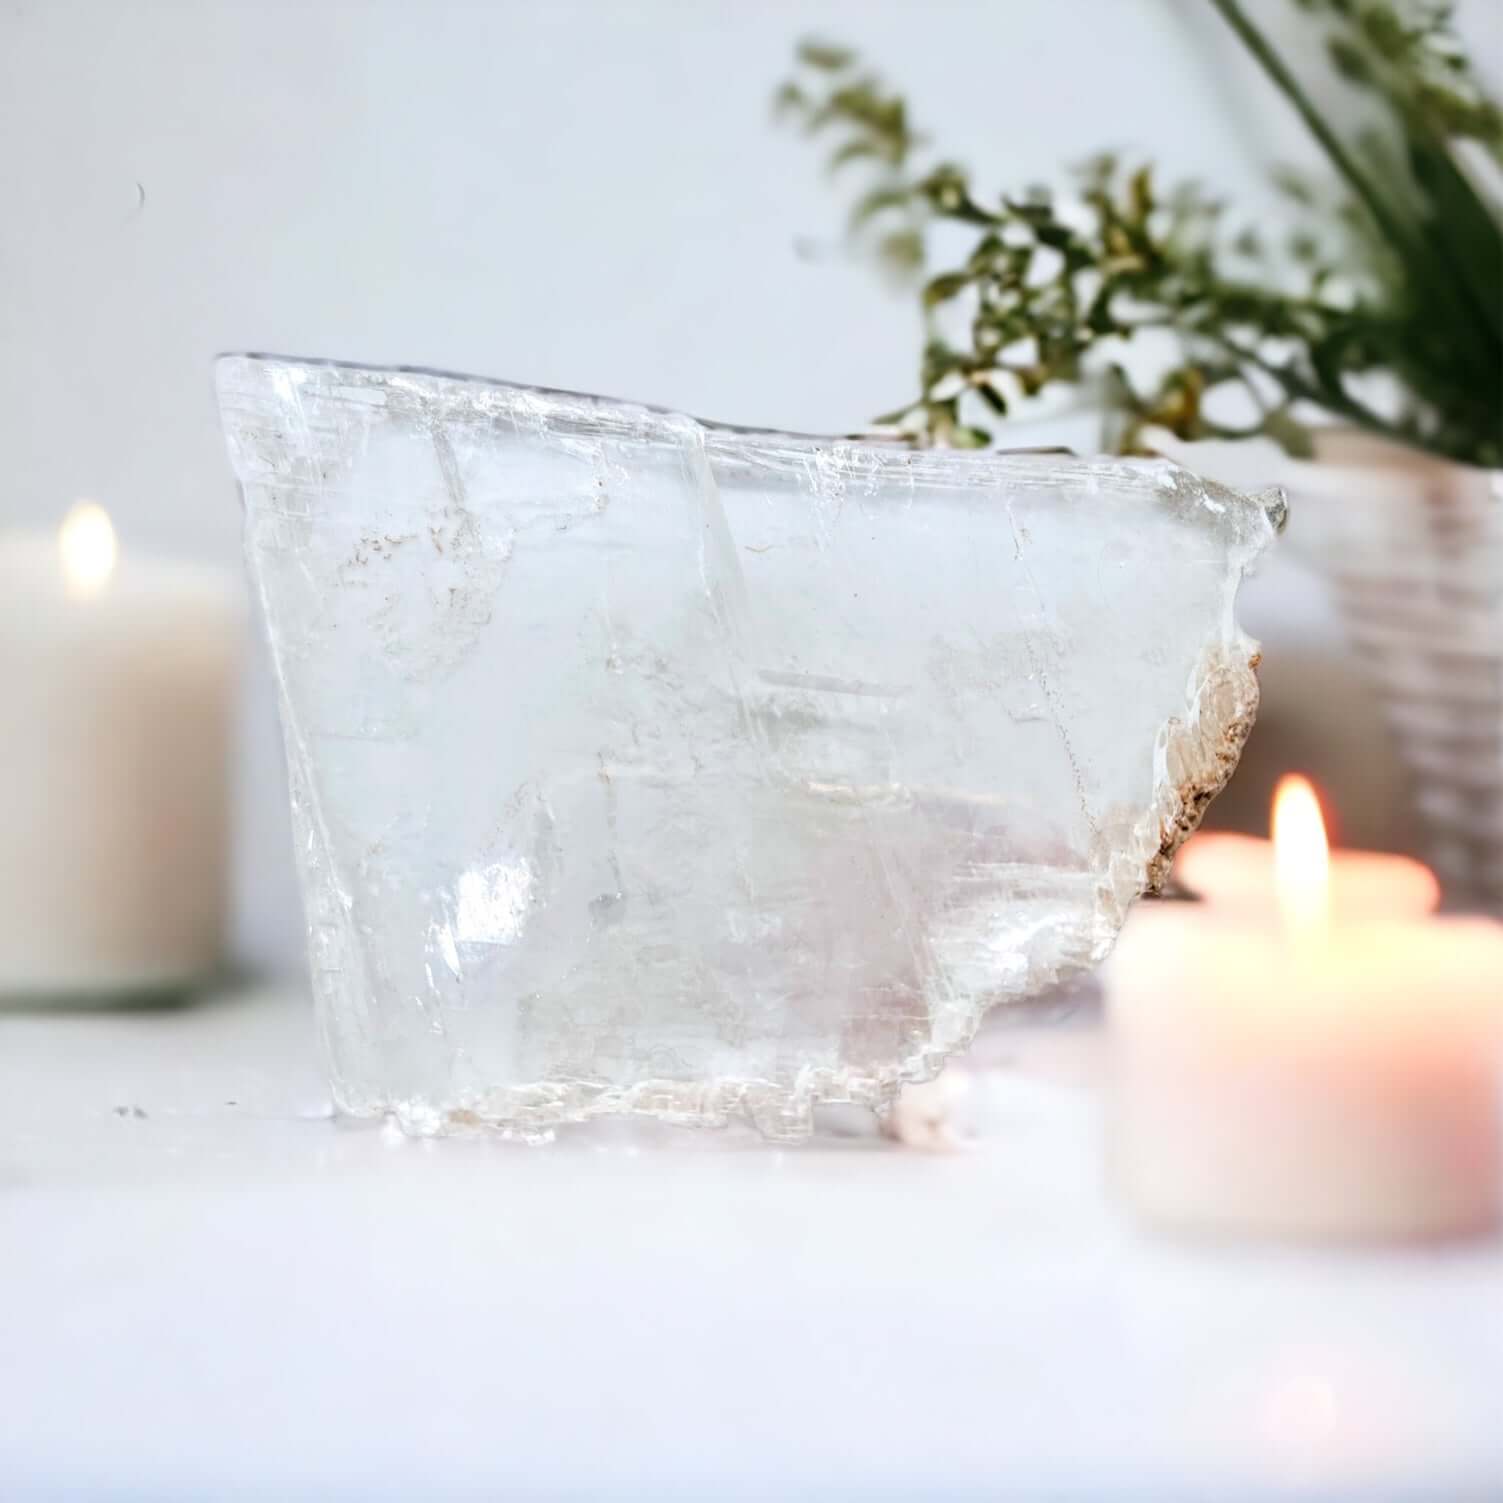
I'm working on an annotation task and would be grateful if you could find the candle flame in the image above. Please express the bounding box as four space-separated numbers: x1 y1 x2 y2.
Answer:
58 501 117 599
1273 774 1330 937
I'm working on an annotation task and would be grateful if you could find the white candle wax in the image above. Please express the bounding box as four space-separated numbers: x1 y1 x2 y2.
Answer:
0 511 243 995
1107 908 1503 1240
1106 777 1503 1242
1176 831 1440 919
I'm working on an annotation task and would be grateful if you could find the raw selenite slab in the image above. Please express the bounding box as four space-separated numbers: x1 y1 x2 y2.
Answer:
217 355 1282 1140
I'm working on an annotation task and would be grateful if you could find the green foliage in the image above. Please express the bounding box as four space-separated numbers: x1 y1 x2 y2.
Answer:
778 2 1503 467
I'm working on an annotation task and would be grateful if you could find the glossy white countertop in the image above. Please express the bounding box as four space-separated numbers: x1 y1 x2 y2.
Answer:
2 984 1499 1501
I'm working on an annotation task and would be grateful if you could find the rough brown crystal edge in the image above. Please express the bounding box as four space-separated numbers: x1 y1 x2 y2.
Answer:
1144 648 1263 895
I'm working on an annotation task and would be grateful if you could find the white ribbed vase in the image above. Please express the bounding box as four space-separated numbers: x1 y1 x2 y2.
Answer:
1291 435 1503 913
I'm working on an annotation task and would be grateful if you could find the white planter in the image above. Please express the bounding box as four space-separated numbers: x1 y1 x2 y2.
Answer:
1293 435 1502 911
1172 431 1503 913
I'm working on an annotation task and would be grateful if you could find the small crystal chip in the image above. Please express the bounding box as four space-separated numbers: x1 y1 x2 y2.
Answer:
216 355 1280 1140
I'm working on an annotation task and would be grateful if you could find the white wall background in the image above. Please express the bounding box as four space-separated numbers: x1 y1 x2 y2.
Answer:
4 0 1496 974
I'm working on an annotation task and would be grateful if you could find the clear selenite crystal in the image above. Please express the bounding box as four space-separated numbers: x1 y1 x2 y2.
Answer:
217 355 1282 1140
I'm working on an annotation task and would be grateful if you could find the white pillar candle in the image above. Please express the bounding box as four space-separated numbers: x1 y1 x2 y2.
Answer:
0 505 243 996
1106 778 1503 1242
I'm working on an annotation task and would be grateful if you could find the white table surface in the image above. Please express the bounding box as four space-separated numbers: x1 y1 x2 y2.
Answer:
2 983 1499 1501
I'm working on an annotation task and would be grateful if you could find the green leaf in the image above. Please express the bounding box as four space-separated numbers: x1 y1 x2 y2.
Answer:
772 82 807 119
920 339 966 385
1327 36 1372 85
1015 363 1050 396
965 233 1004 273
1404 130 1503 345
877 228 924 272
1260 406 1315 457
917 164 999 225
974 380 1010 416
849 185 913 231
1288 230 1320 262
1033 221 1077 252
1076 152 1118 189
923 272 971 308
828 139 883 173
798 39 856 71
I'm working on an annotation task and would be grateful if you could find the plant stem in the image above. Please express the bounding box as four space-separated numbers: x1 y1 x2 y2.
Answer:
1210 332 1394 438
1207 0 1410 251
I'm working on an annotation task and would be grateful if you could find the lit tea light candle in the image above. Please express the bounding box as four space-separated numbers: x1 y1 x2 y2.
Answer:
1175 790 1439 920
1106 777 1503 1242
0 503 243 996
58 500 120 598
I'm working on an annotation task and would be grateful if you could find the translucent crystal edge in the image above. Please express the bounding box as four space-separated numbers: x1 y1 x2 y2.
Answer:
217 354 1277 1143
